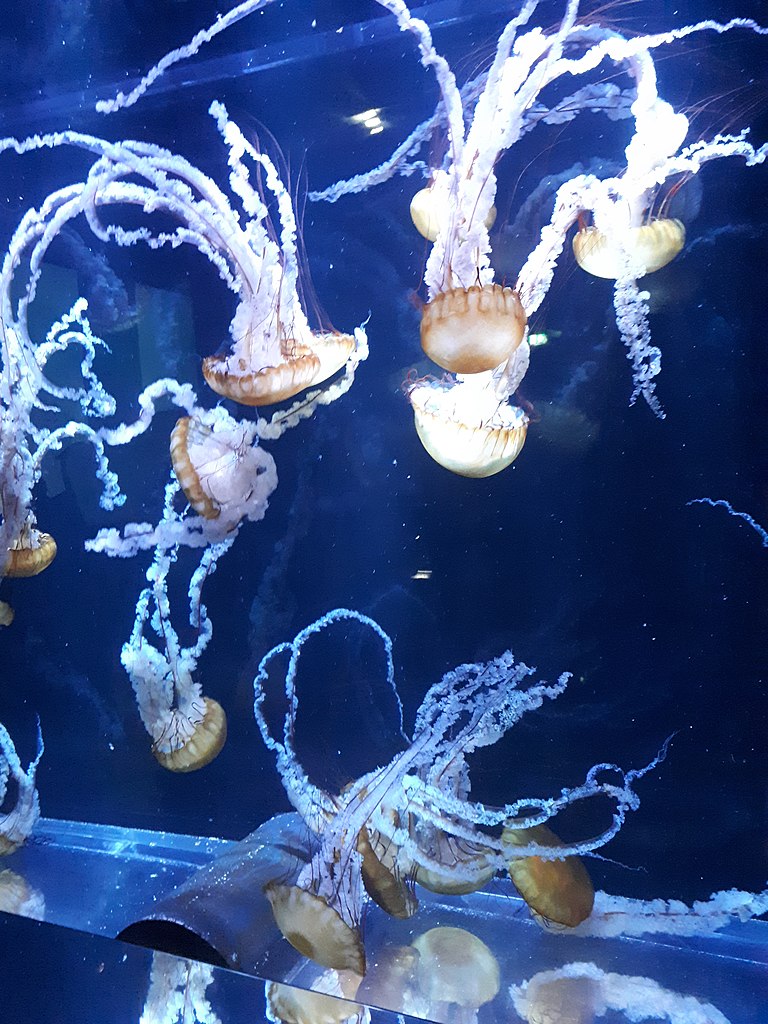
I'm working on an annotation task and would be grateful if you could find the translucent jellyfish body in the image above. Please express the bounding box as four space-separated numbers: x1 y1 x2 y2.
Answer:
170 409 271 522
411 927 500 1013
408 377 528 478
410 173 496 243
573 218 686 279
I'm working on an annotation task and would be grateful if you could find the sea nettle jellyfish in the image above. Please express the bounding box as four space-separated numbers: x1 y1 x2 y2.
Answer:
254 609 661 973
122 533 236 772
0 103 366 424
0 721 43 856
311 1 768 443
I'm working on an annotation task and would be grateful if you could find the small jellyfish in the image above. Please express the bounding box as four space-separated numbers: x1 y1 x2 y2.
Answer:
0 601 14 627
5 527 57 577
572 218 685 279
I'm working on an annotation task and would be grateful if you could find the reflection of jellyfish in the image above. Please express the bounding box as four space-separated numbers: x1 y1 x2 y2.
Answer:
0 721 43 855
510 962 732 1024
140 952 222 1024
254 609 662 973
0 869 45 920
410 927 500 1024
267 972 364 1024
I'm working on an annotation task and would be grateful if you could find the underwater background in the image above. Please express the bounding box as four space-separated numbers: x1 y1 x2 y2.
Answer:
0 0 766 923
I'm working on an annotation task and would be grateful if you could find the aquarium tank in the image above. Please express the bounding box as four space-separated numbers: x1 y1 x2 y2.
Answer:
0 0 766 1022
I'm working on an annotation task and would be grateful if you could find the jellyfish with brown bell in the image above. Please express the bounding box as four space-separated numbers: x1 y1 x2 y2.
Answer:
201 106 360 409
502 822 595 928
4 523 57 578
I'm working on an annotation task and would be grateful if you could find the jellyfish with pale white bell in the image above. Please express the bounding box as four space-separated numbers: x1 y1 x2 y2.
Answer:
0 721 43 856
254 610 662 974
409 927 500 1024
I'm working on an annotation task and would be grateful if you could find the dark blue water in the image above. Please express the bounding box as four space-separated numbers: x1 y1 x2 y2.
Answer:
0 0 765 920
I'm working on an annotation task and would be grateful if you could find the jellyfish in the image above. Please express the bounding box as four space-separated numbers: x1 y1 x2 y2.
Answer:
0 600 13 627
0 721 43 856
267 976 364 1024
5 522 57 577
510 963 733 1024
254 610 661 973
0 869 45 920
501 822 595 928
170 407 272 523
121 527 234 772
200 103 362 409
410 927 500 1024
572 217 686 279
308 2 768 455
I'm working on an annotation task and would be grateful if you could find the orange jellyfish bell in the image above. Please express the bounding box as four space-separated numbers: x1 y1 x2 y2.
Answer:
152 696 227 773
408 378 528 478
501 822 595 928
5 529 57 578
572 218 685 279
421 284 527 374
264 882 366 975
202 339 320 407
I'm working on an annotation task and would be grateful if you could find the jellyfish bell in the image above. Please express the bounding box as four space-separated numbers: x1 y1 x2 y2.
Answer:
202 342 321 407
267 974 362 1024
501 822 595 929
152 696 227 773
412 833 496 896
411 927 500 1010
407 376 528 478
420 284 527 374
572 218 685 279
264 882 366 975
310 332 358 386
357 826 418 919
5 528 57 578
170 410 264 521
410 173 497 243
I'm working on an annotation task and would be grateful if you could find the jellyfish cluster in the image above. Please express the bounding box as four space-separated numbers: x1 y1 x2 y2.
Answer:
0 104 366 768
253 609 665 975
0 2 766 1020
